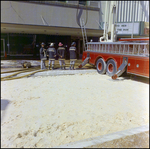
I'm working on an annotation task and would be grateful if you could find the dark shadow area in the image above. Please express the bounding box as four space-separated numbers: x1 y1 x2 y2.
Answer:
1 99 10 122
121 74 149 84
1 99 10 111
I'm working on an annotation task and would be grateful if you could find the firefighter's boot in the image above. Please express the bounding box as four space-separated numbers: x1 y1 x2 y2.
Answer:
69 65 72 70
72 65 75 70
52 65 54 70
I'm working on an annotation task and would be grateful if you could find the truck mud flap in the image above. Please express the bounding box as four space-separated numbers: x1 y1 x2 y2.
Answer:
112 57 128 80
78 57 90 68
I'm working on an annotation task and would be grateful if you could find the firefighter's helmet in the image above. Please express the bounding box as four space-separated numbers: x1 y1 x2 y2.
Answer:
71 42 76 46
50 43 55 47
58 42 63 46
41 42 45 45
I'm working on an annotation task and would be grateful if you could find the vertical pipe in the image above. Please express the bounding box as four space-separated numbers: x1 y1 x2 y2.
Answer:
117 1 120 22
141 2 144 21
124 1 127 22
131 1 135 38
138 1 141 21
136 1 139 21
145 1 148 22
116 1 118 23
147 1 149 22
126 1 128 22
128 1 131 22
139 2 142 21
134 1 136 22
131 1 133 22
120 1 122 22
123 1 125 22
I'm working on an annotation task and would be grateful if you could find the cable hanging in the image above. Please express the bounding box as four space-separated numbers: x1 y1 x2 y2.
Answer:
76 2 88 27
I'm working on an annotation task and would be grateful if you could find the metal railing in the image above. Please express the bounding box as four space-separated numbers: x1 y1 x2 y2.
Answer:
86 42 149 57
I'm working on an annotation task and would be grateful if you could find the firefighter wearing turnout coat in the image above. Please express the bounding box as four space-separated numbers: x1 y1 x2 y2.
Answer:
69 42 77 70
47 43 56 70
57 42 66 70
40 42 47 69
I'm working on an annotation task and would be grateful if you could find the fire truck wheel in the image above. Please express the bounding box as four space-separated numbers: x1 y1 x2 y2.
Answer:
106 59 117 76
96 58 106 74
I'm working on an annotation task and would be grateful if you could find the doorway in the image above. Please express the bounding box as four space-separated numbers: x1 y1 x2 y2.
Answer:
1 39 5 57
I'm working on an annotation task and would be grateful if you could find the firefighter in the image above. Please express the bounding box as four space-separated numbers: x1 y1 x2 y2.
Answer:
40 42 47 69
47 43 57 70
57 42 66 70
69 42 77 70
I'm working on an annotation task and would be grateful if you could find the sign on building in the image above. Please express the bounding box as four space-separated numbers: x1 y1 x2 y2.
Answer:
116 22 140 35
115 21 149 36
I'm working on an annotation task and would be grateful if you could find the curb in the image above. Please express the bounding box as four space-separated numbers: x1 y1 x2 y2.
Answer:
53 125 149 148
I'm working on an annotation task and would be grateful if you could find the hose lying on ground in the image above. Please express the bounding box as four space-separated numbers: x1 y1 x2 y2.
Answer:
1 67 40 79
1 69 48 81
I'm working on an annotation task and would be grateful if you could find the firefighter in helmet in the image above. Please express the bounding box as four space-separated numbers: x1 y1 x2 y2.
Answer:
57 42 66 70
40 42 47 69
47 43 57 70
69 42 77 70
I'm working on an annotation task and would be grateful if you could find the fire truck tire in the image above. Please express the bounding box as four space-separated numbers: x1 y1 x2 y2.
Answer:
106 59 117 76
96 58 106 74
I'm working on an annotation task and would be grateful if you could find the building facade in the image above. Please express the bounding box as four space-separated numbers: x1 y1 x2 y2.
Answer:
1 1 149 59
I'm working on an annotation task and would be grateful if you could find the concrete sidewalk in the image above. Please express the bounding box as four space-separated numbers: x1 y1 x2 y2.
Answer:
1 68 97 78
33 69 97 77
1 60 97 78
1 60 84 68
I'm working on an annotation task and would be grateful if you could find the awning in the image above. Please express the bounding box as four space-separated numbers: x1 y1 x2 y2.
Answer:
1 23 104 37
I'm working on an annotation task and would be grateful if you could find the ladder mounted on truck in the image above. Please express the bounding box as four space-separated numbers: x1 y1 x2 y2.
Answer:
80 18 88 51
78 18 90 68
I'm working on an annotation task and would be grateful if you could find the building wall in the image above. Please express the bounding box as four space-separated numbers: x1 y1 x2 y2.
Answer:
1 1 99 29
99 1 149 25
116 1 149 22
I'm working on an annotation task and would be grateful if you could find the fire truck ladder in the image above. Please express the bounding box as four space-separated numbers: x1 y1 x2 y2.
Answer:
80 18 88 51
78 19 90 68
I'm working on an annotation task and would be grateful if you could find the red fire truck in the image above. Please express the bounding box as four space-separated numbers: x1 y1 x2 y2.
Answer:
79 1 149 79
80 38 149 79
